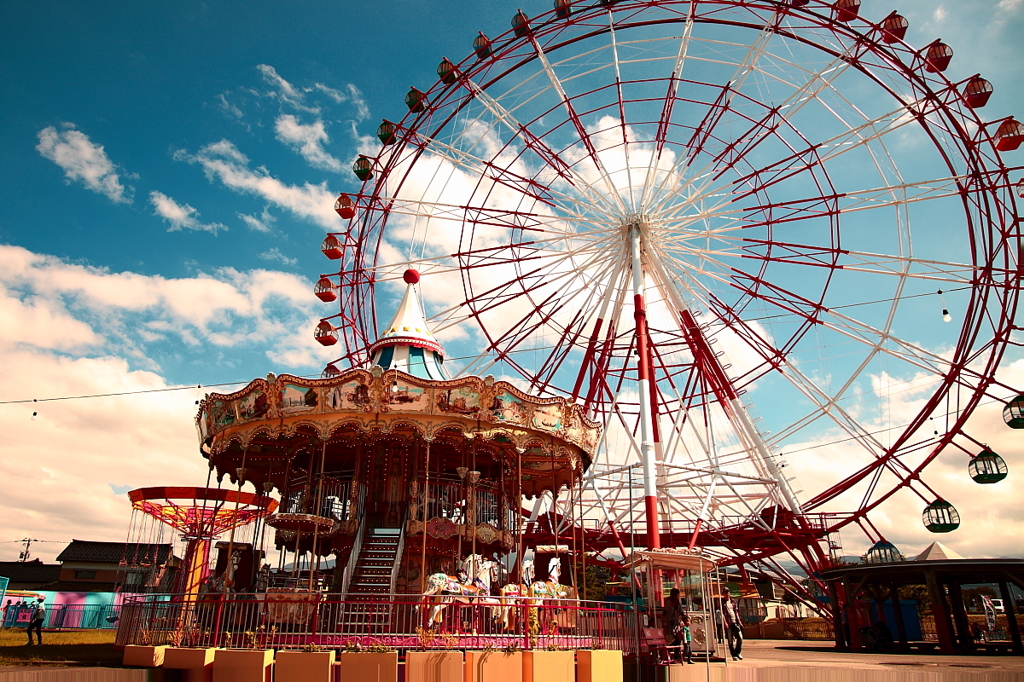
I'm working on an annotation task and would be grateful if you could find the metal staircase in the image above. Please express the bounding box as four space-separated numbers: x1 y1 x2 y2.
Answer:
338 523 404 631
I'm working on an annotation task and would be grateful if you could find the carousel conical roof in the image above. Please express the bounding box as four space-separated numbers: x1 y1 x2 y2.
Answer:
368 269 448 380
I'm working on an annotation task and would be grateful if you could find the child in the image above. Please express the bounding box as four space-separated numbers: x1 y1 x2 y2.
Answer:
681 615 694 664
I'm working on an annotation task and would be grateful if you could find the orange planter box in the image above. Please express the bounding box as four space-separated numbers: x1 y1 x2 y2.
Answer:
164 647 219 682
213 648 274 682
466 649 522 682
576 650 622 682
275 649 336 682
406 650 463 682
522 650 573 682
123 644 168 667
339 651 399 682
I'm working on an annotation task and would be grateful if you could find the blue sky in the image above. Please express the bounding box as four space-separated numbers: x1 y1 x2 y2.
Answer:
1 0 1022 564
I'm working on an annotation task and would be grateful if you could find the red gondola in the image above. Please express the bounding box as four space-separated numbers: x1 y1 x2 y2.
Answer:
963 76 993 109
320 235 342 260
334 193 355 220
834 0 860 23
314 320 339 346
880 13 908 43
922 41 953 73
554 0 571 20
314 276 337 303
994 118 1024 152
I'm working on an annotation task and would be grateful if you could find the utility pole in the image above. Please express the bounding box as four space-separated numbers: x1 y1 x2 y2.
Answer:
19 538 34 562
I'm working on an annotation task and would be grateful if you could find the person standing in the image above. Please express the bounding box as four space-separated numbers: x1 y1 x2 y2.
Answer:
681 615 695 664
663 588 686 662
721 588 743 660
26 597 45 646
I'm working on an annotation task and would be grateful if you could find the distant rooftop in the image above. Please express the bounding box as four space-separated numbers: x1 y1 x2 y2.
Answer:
56 540 173 565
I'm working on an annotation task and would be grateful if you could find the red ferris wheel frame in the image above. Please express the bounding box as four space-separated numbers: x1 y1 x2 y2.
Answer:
317 0 1022 574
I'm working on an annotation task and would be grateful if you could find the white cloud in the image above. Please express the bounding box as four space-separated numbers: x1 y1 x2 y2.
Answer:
0 243 344 562
0 244 332 363
178 140 339 230
933 6 947 21
238 206 276 233
0 349 205 562
258 247 298 266
274 114 344 172
36 125 132 203
256 64 319 114
150 191 227 234
315 83 370 121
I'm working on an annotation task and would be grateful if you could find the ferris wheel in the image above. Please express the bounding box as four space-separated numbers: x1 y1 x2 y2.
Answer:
315 0 1022 578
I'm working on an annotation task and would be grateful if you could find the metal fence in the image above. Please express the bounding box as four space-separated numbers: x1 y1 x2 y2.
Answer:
3 603 121 630
115 593 637 654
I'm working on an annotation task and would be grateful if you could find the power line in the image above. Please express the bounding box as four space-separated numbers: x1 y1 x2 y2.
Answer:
0 286 985 407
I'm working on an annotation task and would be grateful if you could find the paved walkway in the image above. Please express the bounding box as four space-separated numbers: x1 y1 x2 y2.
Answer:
663 639 1024 681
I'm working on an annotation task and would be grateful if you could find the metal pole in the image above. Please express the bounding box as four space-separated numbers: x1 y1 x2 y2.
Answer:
627 220 661 550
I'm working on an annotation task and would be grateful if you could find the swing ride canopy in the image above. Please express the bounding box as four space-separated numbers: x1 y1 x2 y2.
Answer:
128 486 278 539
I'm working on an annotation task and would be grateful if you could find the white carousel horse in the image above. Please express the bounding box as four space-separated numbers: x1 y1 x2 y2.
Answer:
460 554 499 595
528 557 572 635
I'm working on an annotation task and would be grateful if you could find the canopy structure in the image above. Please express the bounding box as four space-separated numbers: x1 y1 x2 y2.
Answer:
129 487 278 538
819 558 1024 655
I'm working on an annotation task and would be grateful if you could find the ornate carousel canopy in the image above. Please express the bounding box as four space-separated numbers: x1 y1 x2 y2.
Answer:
196 367 600 499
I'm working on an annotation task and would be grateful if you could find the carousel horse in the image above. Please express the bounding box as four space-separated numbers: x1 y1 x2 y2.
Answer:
495 558 535 631
460 554 500 595
528 557 572 635
419 569 492 629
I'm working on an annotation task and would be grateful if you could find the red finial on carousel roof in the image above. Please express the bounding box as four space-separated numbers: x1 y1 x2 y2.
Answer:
404 269 420 284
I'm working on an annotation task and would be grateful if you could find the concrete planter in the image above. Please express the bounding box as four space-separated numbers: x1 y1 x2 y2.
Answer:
466 649 522 682
576 650 623 682
213 648 274 682
123 644 168 667
274 649 336 682
164 647 219 682
522 650 573 682
406 650 463 682
339 651 399 682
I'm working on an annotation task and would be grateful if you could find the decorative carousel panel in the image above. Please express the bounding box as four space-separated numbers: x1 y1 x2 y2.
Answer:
489 390 528 425
532 402 564 431
324 377 373 412
237 390 271 421
435 384 484 418
280 383 319 415
384 380 431 412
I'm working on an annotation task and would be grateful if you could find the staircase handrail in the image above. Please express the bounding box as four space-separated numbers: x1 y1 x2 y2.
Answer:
388 509 408 596
340 483 368 597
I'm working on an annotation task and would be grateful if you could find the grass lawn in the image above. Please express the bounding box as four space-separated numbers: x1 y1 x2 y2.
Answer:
0 628 120 667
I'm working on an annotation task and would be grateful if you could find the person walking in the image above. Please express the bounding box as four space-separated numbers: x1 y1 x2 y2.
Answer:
26 596 45 646
721 588 743 660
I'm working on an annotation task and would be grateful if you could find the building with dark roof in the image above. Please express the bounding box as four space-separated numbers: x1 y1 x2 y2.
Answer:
0 559 61 590
44 540 180 593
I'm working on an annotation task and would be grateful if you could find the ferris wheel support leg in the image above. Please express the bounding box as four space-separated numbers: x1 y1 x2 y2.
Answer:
628 222 661 550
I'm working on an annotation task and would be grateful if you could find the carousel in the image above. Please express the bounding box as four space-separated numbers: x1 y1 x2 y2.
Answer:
114 233 718 659
157 268 623 646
